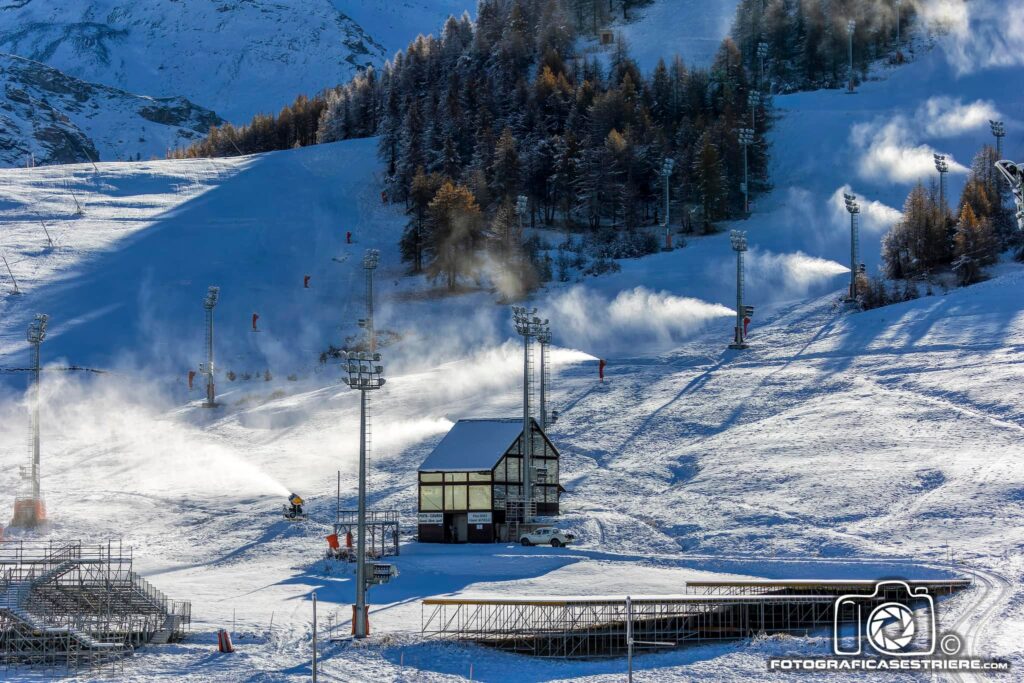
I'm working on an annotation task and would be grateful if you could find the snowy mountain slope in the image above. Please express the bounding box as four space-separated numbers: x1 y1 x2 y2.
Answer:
0 5 1023 681
0 52 219 167
0 0 474 124
586 0 739 70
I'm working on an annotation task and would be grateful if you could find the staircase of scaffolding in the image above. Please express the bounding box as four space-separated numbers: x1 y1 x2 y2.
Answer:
0 540 191 672
505 496 537 543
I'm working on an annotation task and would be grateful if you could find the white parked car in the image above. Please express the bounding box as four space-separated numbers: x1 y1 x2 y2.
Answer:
519 527 575 547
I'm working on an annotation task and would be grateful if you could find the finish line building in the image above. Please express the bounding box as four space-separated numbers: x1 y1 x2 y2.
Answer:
417 418 563 543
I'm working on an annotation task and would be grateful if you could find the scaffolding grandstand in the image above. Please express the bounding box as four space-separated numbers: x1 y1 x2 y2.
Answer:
0 540 190 672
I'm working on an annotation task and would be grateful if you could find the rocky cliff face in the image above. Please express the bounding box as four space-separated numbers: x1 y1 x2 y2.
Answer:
0 52 219 167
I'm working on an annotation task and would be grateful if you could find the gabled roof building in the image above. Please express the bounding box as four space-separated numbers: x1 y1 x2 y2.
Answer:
417 418 562 543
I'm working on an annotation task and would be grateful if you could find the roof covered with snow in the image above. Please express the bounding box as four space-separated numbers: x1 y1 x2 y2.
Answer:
418 419 528 472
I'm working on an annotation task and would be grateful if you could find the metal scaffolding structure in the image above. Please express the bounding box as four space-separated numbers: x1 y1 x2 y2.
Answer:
334 510 400 560
0 540 190 673
421 578 968 659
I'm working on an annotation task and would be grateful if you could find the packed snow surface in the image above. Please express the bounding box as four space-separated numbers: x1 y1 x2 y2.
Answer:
0 4 1022 681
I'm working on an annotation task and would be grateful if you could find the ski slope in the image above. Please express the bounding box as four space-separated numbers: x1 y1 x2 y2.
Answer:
0 5 1023 681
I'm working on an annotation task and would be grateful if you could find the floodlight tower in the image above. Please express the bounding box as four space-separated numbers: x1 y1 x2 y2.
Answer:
728 232 748 349
360 250 380 352
843 194 861 300
738 128 754 213
200 286 220 407
513 306 548 520
989 120 1005 157
749 91 762 129
537 327 552 430
660 158 675 248
846 20 857 93
934 154 949 215
994 160 1024 232
12 314 48 528
757 42 769 89
340 350 386 639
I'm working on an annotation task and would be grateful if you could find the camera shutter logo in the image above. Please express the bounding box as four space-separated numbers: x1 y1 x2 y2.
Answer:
867 602 916 654
832 581 936 657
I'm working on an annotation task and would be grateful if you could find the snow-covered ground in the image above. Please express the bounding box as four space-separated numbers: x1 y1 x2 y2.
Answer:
0 4 1023 681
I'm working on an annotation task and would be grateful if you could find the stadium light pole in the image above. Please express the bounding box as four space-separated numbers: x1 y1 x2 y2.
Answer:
847 20 857 93
341 350 386 639
513 306 548 520
738 128 754 214
729 231 748 349
201 286 220 408
843 193 861 300
361 250 379 352
757 42 769 90
995 161 1024 232
934 154 949 216
990 120 1005 158
749 91 762 129
660 158 675 249
12 314 48 528
537 327 552 430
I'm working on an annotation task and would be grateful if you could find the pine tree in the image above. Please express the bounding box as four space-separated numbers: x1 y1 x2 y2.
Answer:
952 204 998 285
691 130 727 231
425 181 484 289
401 168 445 273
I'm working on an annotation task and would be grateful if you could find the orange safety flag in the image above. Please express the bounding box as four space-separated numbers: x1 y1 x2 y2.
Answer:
345 531 353 548
326 533 340 550
744 316 751 336
252 313 259 331
599 359 606 381
188 370 196 389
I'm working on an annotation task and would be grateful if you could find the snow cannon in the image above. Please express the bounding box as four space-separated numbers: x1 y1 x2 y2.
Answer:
283 493 307 521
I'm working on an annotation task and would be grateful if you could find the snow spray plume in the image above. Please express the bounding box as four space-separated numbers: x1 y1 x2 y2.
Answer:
546 286 733 355
918 0 1024 75
0 370 292 500
705 249 849 302
830 186 903 234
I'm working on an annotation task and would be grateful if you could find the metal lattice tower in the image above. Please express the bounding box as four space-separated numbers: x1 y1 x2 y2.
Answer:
201 286 219 408
847 20 857 93
843 193 861 300
12 314 48 528
340 351 386 639
934 154 949 214
738 128 754 214
757 42 769 89
728 232 748 350
995 160 1024 232
361 250 379 352
990 120 1005 157
513 307 549 521
537 328 552 430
